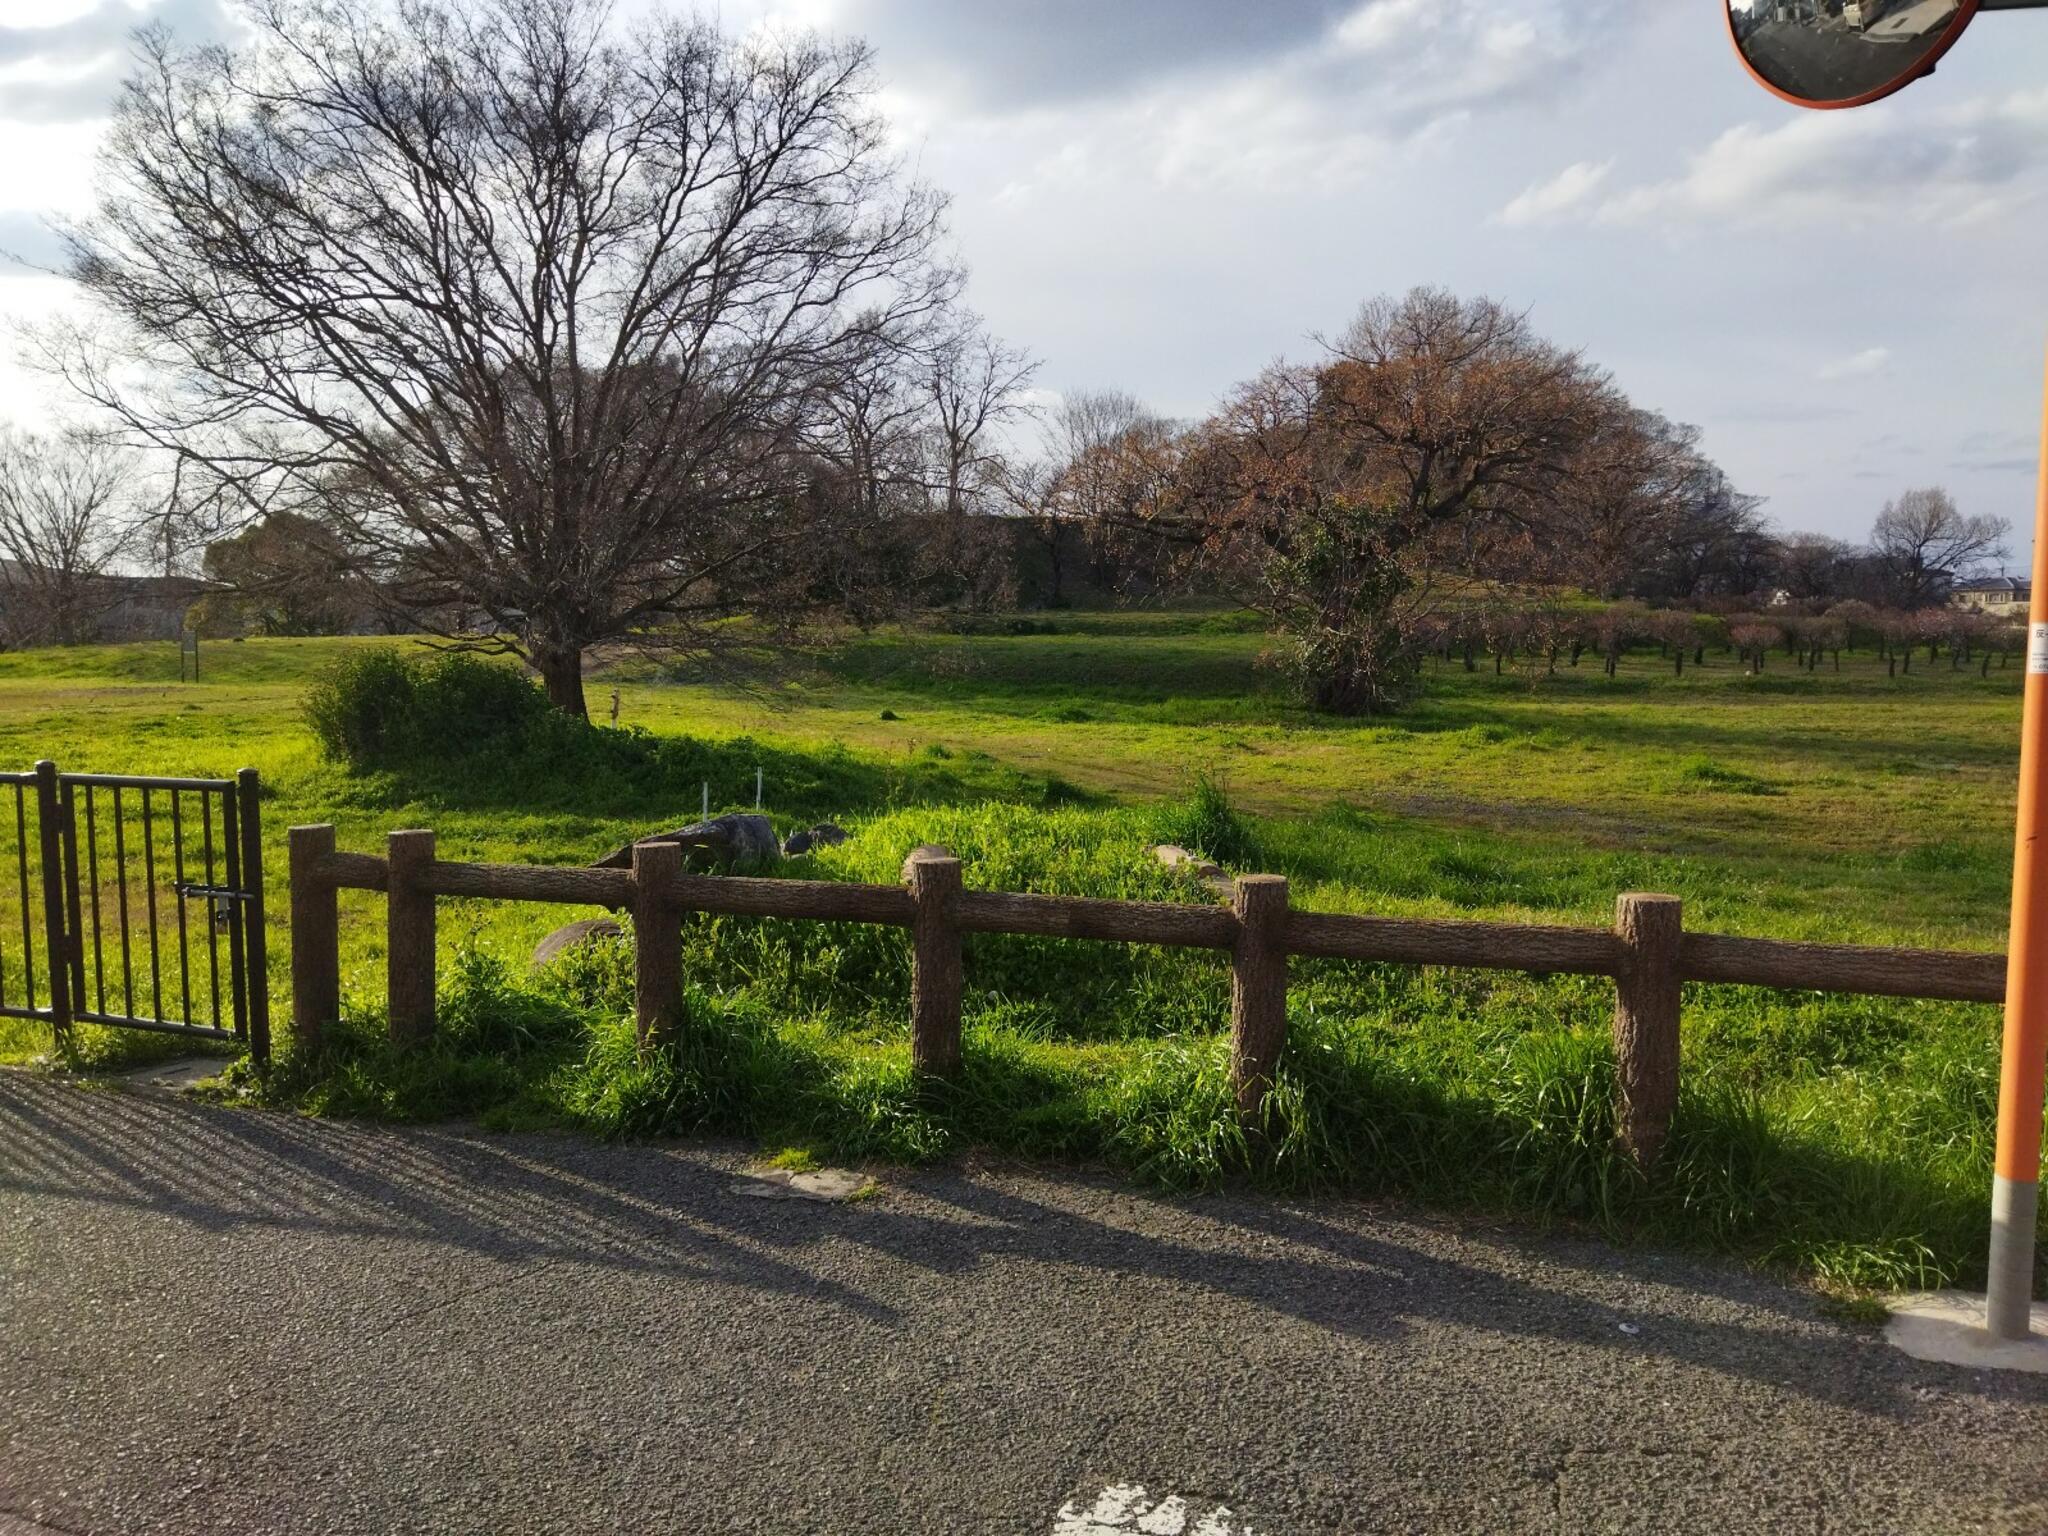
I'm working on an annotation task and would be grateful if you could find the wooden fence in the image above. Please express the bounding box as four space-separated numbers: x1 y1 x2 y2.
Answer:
286 825 2011 1170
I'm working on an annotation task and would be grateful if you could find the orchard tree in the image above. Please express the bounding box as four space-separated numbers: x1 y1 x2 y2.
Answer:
56 0 971 716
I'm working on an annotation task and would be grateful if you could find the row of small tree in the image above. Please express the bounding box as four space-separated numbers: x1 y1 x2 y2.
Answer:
1416 598 2025 682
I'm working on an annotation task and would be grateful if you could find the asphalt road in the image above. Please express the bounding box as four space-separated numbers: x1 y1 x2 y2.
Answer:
3 1071 2047 1535
1742 18 1929 102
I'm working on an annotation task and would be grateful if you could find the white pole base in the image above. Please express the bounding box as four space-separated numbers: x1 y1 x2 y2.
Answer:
1884 1292 2048 1374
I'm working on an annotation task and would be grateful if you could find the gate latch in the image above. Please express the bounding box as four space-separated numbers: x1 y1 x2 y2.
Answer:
173 883 254 902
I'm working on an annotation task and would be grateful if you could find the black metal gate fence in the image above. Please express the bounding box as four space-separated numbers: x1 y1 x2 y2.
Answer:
0 761 269 1062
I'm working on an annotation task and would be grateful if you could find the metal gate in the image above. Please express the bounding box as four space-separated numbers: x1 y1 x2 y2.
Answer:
1 761 269 1062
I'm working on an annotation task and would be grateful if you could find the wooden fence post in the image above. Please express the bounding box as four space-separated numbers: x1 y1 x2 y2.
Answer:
288 824 339 1055
386 829 436 1045
1229 874 1290 1120
1613 892 1682 1170
632 840 684 1055
903 847 963 1080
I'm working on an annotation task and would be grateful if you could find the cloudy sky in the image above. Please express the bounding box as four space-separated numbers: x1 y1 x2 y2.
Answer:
3 0 2048 550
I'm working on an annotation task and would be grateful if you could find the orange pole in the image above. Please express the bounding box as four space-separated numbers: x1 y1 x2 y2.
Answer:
1989 345 2048 1340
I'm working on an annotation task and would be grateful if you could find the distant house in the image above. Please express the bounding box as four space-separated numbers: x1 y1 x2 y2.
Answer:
0 561 211 646
1950 575 2031 615
94 573 212 641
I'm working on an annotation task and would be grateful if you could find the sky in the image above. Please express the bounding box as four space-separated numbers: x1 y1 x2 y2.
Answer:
2 0 2048 553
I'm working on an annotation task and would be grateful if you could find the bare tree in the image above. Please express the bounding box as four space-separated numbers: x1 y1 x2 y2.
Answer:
1774 533 1854 603
1533 410 1703 600
925 319 1037 523
1003 390 1180 604
1871 487 2009 610
0 427 134 647
1633 462 1772 602
55 0 959 716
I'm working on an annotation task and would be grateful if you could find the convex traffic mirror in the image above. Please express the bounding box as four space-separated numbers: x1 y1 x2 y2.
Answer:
1727 0 1980 108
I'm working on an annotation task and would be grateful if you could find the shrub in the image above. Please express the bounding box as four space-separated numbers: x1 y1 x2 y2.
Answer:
306 648 551 770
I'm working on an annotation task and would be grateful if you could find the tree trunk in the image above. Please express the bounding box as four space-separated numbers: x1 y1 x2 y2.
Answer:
537 646 589 719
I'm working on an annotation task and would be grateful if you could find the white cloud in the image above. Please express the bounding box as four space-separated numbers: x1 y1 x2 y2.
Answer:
1817 347 1891 381
956 0 1628 202
1332 0 1436 55
1496 159 1614 226
1588 90 2048 231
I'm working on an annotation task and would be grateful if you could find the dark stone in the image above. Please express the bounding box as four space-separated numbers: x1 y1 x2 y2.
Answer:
593 813 781 873
531 918 624 970
782 822 850 857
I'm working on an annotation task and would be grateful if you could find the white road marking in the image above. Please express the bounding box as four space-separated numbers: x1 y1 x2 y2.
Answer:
1054 1484 1258 1535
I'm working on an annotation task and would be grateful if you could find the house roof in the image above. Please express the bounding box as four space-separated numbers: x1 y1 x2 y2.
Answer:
1954 576 2031 594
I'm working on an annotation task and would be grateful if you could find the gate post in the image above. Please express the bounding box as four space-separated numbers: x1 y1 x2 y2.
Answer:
32 761 71 1042
386 829 436 1045
631 840 684 1055
288 824 339 1056
236 768 271 1064
1229 874 1290 1121
1613 892 1683 1171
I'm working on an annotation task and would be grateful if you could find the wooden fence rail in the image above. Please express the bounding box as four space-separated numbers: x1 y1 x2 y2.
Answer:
287 825 2011 1170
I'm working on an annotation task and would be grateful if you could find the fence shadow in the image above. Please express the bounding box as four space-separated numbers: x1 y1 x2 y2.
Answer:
6 1073 2042 1423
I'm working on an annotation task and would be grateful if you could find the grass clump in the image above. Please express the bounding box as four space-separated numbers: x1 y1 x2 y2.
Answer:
1151 772 1260 867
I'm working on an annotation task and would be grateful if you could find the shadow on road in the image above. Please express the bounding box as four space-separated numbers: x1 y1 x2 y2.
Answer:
4 1071 2043 1426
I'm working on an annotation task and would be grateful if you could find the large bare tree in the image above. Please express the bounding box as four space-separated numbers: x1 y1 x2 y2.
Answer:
0 427 135 648
1870 487 2009 609
55 0 960 715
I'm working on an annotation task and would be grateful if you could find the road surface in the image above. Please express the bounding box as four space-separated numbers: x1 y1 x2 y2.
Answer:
2 1071 2045 1534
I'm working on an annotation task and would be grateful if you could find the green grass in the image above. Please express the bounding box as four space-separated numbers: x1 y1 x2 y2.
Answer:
0 621 2038 1298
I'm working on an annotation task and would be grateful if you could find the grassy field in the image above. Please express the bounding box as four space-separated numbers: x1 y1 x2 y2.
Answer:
0 614 2034 1298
